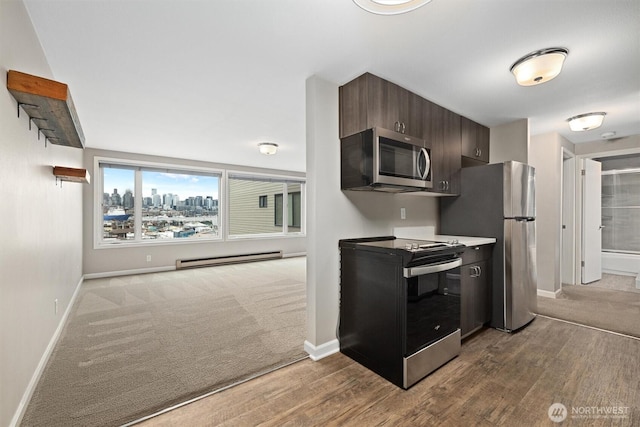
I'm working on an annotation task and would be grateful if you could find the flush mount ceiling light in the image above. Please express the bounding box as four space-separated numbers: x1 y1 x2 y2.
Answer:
567 112 607 132
258 142 278 155
509 47 569 86
352 0 432 15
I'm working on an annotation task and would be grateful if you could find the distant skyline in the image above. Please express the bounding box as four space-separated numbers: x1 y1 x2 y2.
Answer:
103 168 219 199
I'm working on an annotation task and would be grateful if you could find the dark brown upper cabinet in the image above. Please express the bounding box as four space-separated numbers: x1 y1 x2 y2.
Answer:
461 116 490 166
339 73 423 139
422 100 460 195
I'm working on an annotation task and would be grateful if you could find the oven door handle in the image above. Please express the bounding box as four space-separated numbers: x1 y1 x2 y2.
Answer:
403 258 462 278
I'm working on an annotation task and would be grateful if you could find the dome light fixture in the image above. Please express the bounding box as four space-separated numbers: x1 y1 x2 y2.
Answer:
510 47 569 86
258 142 278 155
352 0 432 15
567 112 607 132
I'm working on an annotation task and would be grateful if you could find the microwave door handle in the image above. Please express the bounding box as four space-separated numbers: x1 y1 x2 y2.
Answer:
417 147 430 180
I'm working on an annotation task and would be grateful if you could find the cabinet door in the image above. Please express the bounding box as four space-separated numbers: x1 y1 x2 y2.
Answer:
424 100 445 192
425 103 460 195
460 264 476 337
461 117 490 164
474 260 490 327
402 90 424 138
366 74 403 133
339 74 369 138
461 260 490 338
442 109 461 194
475 124 490 163
339 73 423 138
461 116 478 159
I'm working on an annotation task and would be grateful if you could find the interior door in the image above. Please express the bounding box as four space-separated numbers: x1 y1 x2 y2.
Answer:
582 159 602 284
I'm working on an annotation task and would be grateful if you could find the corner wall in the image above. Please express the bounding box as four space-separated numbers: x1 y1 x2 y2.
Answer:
489 118 529 164
305 75 439 356
529 132 574 293
0 1 84 425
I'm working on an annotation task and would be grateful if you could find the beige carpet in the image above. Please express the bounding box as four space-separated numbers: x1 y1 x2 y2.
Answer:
537 280 640 339
21 257 307 427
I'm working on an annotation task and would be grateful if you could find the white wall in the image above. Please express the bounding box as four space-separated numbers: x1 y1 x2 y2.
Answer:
0 1 84 425
529 132 575 293
305 76 439 356
83 148 307 275
574 135 640 157
489 118 529 164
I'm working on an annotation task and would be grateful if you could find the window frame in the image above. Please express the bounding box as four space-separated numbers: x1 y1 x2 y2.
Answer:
225 170 306 240
94 157 305 249
94 156 225 249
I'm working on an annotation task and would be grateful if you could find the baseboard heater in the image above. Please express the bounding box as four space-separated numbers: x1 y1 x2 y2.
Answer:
176 251 283 270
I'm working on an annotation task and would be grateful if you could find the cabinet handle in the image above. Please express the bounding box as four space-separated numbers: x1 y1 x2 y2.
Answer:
400 122 406 134
470 266 479 278
477 266 482 276
445 181 450 191
394 121 399 132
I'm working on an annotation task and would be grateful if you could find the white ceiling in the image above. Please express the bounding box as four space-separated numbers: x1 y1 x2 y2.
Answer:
23 0 640 172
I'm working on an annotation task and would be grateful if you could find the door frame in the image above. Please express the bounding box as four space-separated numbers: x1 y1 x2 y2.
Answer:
560 148 576 286
575 147 640 285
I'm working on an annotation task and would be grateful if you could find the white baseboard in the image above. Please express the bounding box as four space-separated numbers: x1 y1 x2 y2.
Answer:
537 288 562 299
85 255 307 280
602 269 637 277
10 275 84 427
83 266 175 280
304 339 340 361
283 252 307 258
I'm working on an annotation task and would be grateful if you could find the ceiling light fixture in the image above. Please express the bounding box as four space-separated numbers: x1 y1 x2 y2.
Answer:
258 142 278 155
352 0 432 15
567 112 607 131
509 47 569 86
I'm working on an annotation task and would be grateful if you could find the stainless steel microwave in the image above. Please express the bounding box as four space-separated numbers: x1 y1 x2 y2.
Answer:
341 127 432 192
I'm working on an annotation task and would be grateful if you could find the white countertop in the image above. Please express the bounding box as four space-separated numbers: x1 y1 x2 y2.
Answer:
393 226 496 247
430 234 496 247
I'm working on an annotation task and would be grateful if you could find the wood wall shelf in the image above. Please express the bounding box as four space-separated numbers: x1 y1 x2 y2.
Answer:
53 166 90 184
7 70 85 149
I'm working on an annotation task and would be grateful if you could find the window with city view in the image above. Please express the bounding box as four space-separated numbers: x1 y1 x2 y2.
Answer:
101 164 221 243
98 160 305 246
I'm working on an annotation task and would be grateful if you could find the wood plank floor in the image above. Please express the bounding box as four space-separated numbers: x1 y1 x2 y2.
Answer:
137 317 639 426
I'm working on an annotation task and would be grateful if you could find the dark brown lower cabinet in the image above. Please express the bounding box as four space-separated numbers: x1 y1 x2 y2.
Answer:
460 245 492 338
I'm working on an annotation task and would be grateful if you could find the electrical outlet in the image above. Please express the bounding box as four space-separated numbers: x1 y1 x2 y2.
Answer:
400 207 406 220
54 299 58 315
146 255 152 262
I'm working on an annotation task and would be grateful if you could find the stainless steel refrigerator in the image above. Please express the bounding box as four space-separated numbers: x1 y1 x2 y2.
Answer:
440 161 537 331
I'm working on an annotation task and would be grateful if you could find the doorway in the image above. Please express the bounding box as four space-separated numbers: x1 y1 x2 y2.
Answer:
577 151 640 287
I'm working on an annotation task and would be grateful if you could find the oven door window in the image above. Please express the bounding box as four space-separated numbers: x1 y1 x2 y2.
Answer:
405 268 460 356
379 137 431 181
